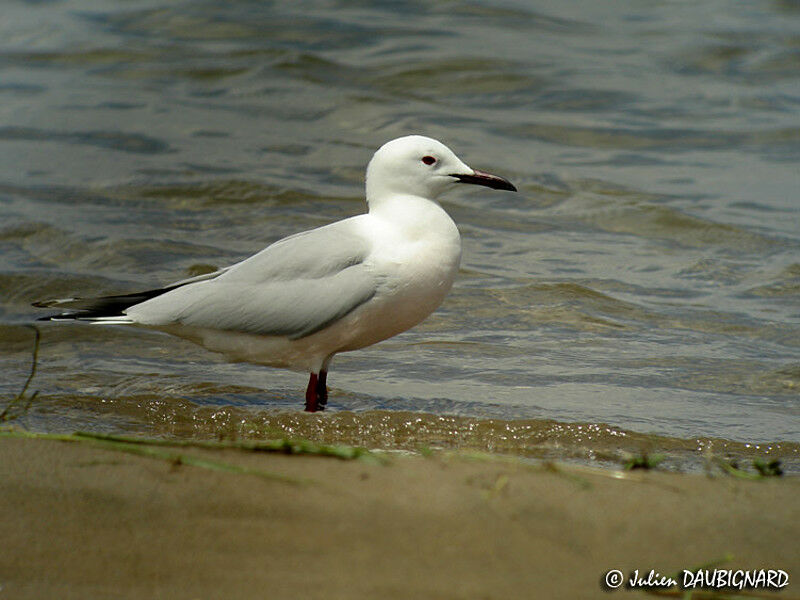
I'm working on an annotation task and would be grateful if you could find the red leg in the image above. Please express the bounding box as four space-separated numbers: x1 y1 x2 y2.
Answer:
305 373 319 412
317 369 328 408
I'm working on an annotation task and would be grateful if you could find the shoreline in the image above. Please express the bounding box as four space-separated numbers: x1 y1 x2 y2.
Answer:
7 399 799 474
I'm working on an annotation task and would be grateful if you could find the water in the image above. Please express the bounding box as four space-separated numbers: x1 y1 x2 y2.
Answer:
0 0 798 467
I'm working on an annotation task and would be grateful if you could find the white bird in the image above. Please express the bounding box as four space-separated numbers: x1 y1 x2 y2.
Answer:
35 135 516 411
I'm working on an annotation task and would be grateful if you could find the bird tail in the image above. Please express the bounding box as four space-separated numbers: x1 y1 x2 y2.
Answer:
33 289 167 323
33 267 227 323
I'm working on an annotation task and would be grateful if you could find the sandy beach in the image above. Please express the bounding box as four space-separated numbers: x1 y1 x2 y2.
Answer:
1 433 797 599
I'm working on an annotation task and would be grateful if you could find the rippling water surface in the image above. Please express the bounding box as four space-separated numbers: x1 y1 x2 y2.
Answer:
1 0 798 466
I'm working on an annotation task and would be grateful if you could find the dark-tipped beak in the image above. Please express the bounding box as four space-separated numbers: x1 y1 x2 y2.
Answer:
451 169 517 192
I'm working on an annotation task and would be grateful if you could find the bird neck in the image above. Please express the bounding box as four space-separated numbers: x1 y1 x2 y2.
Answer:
367 194 458 242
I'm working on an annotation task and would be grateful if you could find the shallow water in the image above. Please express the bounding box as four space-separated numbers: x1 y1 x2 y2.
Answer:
0 1 798 465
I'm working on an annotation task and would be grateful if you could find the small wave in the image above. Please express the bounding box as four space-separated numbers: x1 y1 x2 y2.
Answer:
0 126 171 155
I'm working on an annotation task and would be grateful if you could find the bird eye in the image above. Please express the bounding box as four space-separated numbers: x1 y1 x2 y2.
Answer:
421 156 436 165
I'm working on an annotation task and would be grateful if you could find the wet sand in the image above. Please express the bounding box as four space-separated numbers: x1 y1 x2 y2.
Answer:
1 435 797 599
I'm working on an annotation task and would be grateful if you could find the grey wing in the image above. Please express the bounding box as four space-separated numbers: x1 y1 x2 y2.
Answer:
221 217 372 283
125 218 379 340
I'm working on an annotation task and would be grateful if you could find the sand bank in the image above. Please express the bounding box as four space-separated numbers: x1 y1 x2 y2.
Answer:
0 435 797 599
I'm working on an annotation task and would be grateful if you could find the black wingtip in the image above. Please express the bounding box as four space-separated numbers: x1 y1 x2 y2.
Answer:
36 314 76 321
32 287 173 320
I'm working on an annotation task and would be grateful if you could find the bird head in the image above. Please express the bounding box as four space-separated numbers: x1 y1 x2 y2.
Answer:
365 135 516 205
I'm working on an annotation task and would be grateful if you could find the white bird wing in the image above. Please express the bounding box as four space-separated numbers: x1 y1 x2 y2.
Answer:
126 217 380 340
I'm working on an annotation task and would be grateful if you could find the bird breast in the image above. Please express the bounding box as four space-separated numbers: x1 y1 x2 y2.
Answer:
334 204 462 352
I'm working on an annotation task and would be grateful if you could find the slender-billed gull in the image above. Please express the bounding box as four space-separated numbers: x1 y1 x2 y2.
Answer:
35 135 516 411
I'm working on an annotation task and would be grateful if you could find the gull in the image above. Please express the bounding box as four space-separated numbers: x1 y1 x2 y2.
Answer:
35 135 516 411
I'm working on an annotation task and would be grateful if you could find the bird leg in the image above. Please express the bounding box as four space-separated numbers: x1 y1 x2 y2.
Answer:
304 373 319 412
317 370 328 408
304 370 328 412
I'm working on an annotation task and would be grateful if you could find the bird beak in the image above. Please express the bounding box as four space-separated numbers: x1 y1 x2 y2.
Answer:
451 169 517 192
